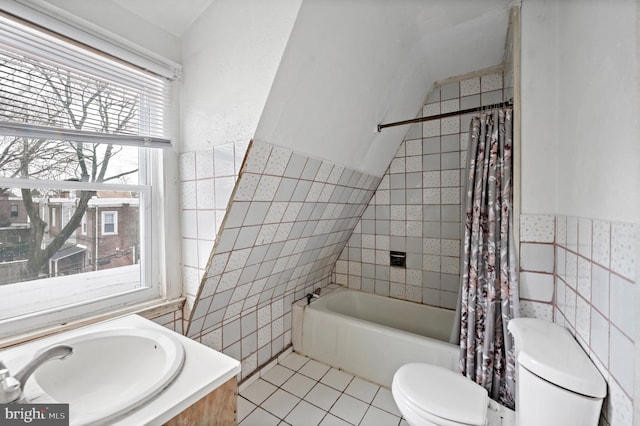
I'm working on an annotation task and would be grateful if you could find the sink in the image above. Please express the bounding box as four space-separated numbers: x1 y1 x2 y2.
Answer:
30 327 185 426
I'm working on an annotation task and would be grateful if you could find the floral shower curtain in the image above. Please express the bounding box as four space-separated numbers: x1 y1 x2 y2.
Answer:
459 108 519 410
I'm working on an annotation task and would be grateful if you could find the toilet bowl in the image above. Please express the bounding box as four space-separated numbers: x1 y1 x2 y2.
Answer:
391 318 606 426
392 363 490 426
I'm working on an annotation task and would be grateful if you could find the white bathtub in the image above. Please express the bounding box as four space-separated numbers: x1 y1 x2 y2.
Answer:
299 287 459 388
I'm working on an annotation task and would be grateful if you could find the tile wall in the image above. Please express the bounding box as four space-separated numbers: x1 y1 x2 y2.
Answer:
184 141 380 379
333 68 504 310
519 213 638 426
179 141 249 318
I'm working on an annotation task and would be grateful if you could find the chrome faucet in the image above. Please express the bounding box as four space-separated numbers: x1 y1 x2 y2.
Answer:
0 345 73 403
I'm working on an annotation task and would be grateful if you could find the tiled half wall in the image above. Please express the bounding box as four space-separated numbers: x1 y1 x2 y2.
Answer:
519 214 638 426
333 68 505 309
183 141 380 379
179 141 249 303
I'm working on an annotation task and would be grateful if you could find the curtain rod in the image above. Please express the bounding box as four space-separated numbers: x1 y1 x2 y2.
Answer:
377 98 514 133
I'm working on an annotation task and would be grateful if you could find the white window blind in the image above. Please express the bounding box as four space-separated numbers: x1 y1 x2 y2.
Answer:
0 12 172 148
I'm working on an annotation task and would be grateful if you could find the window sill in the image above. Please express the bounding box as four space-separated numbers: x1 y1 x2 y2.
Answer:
0 296 185 350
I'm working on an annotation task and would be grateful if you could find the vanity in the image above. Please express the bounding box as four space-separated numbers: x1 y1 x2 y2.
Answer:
0 315 241 425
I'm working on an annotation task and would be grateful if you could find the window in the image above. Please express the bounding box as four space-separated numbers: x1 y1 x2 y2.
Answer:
0 11 181 338
10 205 17 217
102 211 118 235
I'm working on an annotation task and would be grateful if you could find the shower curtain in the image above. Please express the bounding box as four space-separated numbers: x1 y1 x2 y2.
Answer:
458 108 519 410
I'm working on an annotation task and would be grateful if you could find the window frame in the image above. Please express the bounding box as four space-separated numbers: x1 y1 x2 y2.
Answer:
0 7 182 343
0 149 182 340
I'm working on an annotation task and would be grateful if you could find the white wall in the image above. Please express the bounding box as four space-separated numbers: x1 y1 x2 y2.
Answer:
255 0 512 177
179 0 302 152
555 0 640 224
42 0 181 61
520 0 640 224
520 0 559 215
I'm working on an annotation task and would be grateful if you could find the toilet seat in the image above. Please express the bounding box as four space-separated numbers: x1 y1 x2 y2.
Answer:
392 363 489 426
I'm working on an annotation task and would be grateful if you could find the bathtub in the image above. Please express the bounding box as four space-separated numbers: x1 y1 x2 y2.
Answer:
299 287 460 388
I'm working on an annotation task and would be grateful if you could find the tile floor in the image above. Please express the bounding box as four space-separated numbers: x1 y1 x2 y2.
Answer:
238 351 408 426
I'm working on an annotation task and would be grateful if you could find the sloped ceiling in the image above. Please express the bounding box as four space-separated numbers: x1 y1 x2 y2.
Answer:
40 0 514 176
255 0 513 176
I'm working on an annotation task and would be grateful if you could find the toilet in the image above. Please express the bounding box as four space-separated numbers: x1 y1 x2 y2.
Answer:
392 318 607 426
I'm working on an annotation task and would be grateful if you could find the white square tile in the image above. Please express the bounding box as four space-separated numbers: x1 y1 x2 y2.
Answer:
196 149 214 179
234 173 260 201
360 405 401 426
519 301 553 321
329 394 369 425
520 243 554 273
261 389 300 419
520 214 555 243
315 161 334 182
519 272 554 302
578 218 592 259
556 215 567 246
609 327 634 396
197 210 216 240
264 146 293 176
280 353 309 371
214 176 236 208
241 378 278 405
591 265 609 316
607 377 633 426
244 143 273 174
566 216 578 252
371 388 402 418
575 296 590 343
320 368 354 392
304 382 341 411
610 222 638 281
243 202 270 226
298 359 331 380
481 73 503 92
577 256 591 299
281 372 316 398
181 180 197 209
592 220 611 268
285 400 326 425
237 396 257 422
179 151 196 181
254 175 282 201
181 210 197 239
319 414 352 426
239 407 280 426
262 364 295 387
197 240 213 270
610 274 635 338
344 377 380 403
182 238 198 268
590 308 609 367
460 77 480 96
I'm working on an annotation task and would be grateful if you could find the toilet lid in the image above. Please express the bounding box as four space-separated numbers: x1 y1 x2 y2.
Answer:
393 363 488 426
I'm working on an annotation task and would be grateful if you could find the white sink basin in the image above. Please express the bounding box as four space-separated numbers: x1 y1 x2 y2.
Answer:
31 327 185 426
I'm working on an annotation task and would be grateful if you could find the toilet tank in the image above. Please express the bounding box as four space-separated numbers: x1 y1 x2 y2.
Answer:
508 318 606 426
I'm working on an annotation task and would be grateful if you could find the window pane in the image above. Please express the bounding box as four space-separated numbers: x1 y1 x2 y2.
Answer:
0 187 140 288
0 139 140 184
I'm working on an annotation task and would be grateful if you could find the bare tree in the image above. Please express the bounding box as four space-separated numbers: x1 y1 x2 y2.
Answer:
1 54 140 280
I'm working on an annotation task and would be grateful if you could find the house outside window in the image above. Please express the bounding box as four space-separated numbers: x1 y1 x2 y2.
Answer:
10 204 17 217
